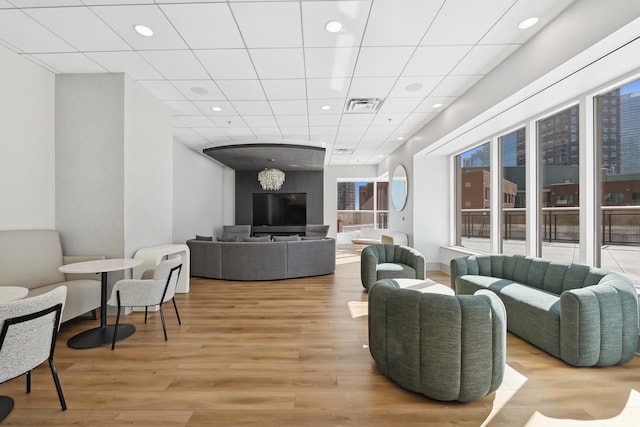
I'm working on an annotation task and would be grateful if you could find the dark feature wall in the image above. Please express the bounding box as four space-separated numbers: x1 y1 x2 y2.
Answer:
235 170 323 225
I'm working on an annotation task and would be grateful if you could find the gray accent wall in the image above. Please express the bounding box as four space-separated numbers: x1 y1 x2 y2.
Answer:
235 170 323 226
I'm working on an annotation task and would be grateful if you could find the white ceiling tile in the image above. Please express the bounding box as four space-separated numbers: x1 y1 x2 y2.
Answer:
193 100 235 115
402 46 472 76
208 116 246 128
137 80 185 100
139 50 209 79
305 47 358 78
243 115 278 127
365 126 395 136
402 112 436 125
0 9 76 53
10 0 81 6
231 2 302 48
249 48 305 79
173 118 187 128
90 5 187 50
431 75 483 97
194 49 257 80
340 114 374 126
363 0 443 46
171 80 226 101
421 0 515 45
307 99 346 114
377 98 423 114
301 0 371 48
217 80 266 101
388 76 443 98
231 100 272 116
261 79 306 100
337 127 366 136
414 96 457 112
225 128 256 137
173 127 198 137
270 100 307 116
83 1 155 5
160 3 244 49
30 53 106 73
165 100 202 115
251 127 282 137
275 115 309 127
86 51 163 80
0 1 13 8
280 127 309 137
309 115 341 127
306 78 350 99
371 113 408 127
154 0 216 3
450 44 520 76
347 77 396 98
24 7 130 52
354 47 414 77
176 116 214 127
193 127 228 138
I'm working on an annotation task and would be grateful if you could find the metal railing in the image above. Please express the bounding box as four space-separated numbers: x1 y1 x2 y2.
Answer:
461 206 640 245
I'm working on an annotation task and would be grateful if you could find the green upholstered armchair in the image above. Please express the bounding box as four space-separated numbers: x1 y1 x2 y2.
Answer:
360 244 425 290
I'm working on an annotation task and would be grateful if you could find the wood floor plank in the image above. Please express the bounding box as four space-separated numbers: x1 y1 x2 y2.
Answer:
1 248 638 426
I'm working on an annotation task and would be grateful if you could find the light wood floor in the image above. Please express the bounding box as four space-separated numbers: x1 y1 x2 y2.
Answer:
2 250 639 426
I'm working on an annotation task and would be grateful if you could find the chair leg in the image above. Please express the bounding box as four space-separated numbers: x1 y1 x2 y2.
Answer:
26 371 31 394
172 298 182 325
112 302 121 351
144 307 148 324
159 305 168 341
49 359 67 411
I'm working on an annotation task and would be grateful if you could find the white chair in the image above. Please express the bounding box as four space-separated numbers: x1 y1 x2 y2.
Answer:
0 286 68 419
107 258 182 350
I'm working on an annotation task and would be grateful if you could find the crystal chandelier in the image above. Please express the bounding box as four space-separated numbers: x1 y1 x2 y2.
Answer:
258 168 285 191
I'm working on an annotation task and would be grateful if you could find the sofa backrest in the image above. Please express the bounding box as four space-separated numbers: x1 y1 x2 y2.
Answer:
0 229 66 289
453 254 611 295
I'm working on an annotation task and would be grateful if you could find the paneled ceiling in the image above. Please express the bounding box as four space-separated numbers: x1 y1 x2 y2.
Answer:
0 0 575 167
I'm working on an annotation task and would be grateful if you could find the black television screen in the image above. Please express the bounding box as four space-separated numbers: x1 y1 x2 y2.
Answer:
252 193 307 226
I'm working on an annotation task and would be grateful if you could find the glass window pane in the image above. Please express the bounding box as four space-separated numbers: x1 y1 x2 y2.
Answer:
500 128 526 255
538 105 580 262
595 78 640 284
457 142 491 253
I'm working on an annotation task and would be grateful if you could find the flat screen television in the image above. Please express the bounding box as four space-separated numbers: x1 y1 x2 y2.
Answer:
252 193 307 226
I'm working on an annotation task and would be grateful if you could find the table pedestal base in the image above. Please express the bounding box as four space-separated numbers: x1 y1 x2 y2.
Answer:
0 396 15 422
67 324 135 349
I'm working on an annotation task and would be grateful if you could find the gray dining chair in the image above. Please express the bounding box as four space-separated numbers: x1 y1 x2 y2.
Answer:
0 286 68 417
107 258 183 350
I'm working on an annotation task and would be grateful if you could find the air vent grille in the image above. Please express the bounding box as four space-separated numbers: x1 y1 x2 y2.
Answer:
344 98 384 113
333 148 354 155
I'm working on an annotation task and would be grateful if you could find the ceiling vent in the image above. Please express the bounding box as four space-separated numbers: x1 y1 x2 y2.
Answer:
333 148 354 155
344 98 384 113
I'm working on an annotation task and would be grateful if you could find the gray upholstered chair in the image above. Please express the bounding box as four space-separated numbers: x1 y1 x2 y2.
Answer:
305 224 329 238
108 258 182 350
368 279 506 402
223 225 251 241
360 244 425 290
0 286 68 418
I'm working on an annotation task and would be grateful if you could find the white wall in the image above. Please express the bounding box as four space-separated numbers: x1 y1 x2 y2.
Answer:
323 164 378 239
124 75 173 256
0 45 55 230
172 141 233 243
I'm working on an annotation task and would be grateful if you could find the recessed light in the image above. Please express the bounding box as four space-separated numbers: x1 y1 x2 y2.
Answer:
325 20 343 33
518 17 539 30
405 83 423 92
133 24 154 37
211 106 222 112
320 105 331 111
432 103 443 108
397 136 405 140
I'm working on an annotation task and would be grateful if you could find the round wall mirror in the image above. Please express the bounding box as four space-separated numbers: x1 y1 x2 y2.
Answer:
391 164 408 211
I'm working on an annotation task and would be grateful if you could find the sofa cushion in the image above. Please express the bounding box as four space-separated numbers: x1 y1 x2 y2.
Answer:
196 235 213 241
301 235 324 240
273 235 300 242
243 236 271 242
216 236 237 242
377 263 416 281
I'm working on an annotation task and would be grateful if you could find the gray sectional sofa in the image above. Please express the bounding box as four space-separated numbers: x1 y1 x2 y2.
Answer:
187 237 336 281
451 254 639 367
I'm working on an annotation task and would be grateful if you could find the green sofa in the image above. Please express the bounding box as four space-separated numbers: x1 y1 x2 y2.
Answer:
360 244 425 290
451 254 639 367
368 279 507 402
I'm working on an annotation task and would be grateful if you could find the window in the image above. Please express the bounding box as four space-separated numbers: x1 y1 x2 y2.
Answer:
337 180 388 234
456 142 491 253
538 105 580 261
500 127 526 255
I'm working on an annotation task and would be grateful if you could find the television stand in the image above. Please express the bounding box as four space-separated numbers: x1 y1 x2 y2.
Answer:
252 226 306 236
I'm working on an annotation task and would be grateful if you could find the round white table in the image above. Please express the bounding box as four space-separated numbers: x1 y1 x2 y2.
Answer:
0 286 29 421
59 258 143 349
0 286 29 303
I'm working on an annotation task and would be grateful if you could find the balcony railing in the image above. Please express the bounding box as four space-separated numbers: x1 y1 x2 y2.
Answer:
462 206 640 245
